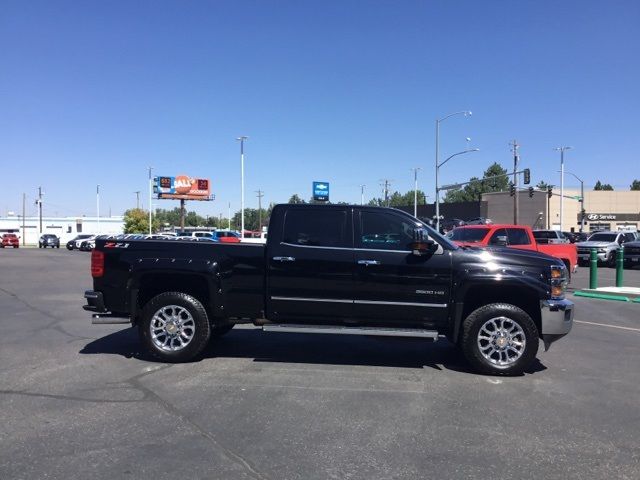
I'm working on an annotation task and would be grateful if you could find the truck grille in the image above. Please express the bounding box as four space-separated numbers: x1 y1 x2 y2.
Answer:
577 248 591 255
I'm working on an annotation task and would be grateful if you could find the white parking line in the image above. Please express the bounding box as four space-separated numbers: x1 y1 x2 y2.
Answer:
575 320 640 332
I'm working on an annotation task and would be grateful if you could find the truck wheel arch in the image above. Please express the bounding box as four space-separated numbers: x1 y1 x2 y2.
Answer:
453 284 542 344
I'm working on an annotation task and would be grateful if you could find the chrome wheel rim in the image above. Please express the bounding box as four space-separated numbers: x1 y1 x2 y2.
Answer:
150 305 196 352
477 316 526 367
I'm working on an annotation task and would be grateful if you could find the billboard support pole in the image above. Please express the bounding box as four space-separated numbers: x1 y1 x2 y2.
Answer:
180 199 185 230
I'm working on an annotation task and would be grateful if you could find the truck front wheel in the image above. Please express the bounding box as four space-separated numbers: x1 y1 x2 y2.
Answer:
139 292 211 362
461 303 539 376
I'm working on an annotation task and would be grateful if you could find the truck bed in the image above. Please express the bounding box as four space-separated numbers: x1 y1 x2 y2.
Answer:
94 237 267 318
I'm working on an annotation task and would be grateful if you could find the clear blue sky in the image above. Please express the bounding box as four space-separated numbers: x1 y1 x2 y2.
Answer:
1 0 639 218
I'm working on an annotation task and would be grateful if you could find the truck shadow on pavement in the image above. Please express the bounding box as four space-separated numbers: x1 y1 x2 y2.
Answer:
80 327 547 376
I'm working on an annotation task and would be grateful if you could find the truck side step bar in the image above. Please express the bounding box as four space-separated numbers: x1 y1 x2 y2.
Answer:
262 324 439 339
91 314 131 325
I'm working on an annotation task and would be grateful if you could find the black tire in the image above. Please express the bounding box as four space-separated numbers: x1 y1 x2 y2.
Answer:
608 251 617 268
461 303 539 376
139 292 211 362
211 324 234 337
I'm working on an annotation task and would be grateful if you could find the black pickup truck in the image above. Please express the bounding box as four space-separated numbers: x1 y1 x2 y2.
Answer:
84 204 574 375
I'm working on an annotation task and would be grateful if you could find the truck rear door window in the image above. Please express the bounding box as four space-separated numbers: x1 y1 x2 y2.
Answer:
283 209 349 248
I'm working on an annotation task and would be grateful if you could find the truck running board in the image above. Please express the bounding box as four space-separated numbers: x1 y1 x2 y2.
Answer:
91 314 131 325
262 324 439 339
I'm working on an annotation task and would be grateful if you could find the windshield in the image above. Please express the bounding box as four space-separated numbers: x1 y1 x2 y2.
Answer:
448 228 490 242
588 233 617 242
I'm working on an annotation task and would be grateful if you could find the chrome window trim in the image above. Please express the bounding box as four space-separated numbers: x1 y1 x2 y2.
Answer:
271 296 447 308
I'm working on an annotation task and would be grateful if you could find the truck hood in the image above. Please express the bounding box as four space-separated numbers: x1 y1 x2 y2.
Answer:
458 244 561 268
576 241 615 248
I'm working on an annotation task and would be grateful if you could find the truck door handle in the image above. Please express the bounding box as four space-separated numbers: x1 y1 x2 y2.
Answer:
358 260 381 266
273 256 296 262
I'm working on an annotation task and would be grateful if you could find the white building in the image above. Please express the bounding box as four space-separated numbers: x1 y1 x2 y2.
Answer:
0 215 124 246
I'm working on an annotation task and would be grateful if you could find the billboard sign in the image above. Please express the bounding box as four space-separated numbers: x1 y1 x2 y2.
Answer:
154 175 213 200
312 181 329 202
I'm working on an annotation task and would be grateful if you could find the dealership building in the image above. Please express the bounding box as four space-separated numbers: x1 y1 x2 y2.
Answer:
481 189 640 232
0 215 125 246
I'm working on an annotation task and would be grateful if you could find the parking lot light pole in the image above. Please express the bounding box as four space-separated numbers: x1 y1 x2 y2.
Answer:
436 148 479 229
236 136 248 238
96 184 100 235
359 184 366 205
435 111 472 231
562 170 585 232
148 166 153 234
411 168 421 217
555 146 572 231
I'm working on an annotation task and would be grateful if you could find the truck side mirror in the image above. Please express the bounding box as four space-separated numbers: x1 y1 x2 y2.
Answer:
411 228 437 256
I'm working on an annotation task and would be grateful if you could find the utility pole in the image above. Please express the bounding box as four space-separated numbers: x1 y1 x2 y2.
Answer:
380 179 392 207
255 189 264 231
134 191 140 209
410 167 422 217
22 193 26 246
359 184 366 205
555 146 572 231
148 166 153 234
228 202 231 230
179 199 185 230
510 140 519 225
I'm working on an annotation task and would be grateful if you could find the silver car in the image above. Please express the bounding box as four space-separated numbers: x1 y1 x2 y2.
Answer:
576 231 636 267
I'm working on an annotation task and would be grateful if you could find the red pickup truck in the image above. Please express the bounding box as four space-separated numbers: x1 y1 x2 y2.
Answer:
448 224 578 275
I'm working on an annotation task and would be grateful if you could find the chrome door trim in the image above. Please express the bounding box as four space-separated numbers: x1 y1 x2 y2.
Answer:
354 300 448 308
270 296 447 308
271 296 353 304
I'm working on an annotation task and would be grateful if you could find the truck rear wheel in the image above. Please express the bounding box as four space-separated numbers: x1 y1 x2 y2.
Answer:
139 292 211 362
461 303 539 376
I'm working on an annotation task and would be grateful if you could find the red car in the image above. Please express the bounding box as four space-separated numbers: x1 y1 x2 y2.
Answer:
448 224 578 275
1 233 20 248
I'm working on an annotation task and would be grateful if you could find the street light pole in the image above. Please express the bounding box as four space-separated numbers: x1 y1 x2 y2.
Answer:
96 184 100 234
435 148 479 229
148 166 153 234
411 167 421 218
236 136 248 239
555 146 572 231
359 184 366 205
435 110 472 231
561 170 585 233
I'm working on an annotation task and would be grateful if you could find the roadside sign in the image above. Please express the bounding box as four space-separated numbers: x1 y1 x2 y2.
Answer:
313 181 329 202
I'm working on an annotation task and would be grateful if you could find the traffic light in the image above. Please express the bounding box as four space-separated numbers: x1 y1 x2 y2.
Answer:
547 186 553 198
528 187 534 198
523 168 531 185
510 184 516 197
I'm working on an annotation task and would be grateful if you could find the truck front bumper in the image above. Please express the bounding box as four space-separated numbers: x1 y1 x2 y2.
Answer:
540 299 574 351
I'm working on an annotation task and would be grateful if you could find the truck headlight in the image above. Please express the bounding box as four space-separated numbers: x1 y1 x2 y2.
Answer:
550 265 567 299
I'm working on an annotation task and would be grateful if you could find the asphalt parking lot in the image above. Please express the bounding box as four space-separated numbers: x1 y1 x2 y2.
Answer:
1 248 639 480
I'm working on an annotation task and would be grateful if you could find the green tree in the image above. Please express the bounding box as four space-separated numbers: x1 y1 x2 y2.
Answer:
536 180 554 190
287 194 306 204
123 208 160 233
594 180 614 191
443 162 510 203
630 179 640 190
366 190 427 207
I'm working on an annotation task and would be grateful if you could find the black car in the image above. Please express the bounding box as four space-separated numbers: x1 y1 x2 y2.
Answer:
39 234 60 248
66 234 93 250
440 218 465 233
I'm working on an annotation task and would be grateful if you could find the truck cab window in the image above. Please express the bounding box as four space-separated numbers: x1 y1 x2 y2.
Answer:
358 211 415 250
282 209 349 248
506 228 531 245
488 228 508 245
